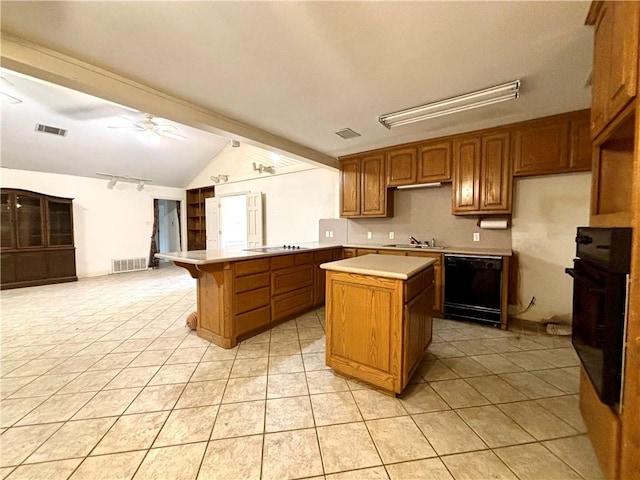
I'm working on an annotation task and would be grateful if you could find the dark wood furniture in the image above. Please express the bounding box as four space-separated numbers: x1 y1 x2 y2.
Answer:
186 186 215 250
1 189 77 290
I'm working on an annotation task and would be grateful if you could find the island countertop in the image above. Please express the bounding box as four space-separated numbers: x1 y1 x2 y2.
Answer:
155 242 343 265
321 254 436 280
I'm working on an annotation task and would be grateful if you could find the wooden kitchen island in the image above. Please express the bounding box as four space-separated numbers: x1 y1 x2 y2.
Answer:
321 254 435 395
157 245 342 348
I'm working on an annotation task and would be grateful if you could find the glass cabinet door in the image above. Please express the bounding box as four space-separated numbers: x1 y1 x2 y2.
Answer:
16 194 43 247
48 201 73 246
1 193 15 248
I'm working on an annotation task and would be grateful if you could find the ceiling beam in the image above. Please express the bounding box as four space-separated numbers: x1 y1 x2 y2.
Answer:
0 33 338 170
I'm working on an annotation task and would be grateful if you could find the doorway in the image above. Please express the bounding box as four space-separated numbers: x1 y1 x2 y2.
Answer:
155 199 181 261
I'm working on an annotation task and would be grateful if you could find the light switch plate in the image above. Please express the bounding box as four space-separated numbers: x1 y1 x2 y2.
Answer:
329 231 334 238
473 232 480 242
367 232 372 239
325 230 330 238
389 232 395 240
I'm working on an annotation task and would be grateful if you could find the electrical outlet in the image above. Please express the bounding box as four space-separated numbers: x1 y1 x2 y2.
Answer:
367 232 372 239
389 232 395 240
473 232 480 242
325 230 330 238
329 231 334 238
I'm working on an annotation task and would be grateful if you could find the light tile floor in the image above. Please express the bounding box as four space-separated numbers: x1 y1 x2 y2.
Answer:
0 265 604 480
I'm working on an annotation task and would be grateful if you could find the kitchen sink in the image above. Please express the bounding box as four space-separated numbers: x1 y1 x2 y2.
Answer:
383 244 445 250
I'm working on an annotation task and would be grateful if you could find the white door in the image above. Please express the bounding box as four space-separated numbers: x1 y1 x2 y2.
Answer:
205 197 219 250
247 192 263 248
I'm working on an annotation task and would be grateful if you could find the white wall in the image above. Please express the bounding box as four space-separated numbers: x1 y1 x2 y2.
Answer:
1 168 185 277
211 169 339 245
187 142 339 245
511 172 591 322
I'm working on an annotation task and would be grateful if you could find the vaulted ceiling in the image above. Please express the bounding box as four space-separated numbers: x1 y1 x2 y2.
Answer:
1 1 593 188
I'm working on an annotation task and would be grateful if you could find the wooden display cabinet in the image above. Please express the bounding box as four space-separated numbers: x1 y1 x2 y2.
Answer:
1 189 77 289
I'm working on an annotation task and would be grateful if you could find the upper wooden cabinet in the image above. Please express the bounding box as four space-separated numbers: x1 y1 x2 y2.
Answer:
386 140 452 187
386 147 417 186
513 110 591 176
417 141 452 183
453 132 511 215
588 1 639 138
340 154 392 218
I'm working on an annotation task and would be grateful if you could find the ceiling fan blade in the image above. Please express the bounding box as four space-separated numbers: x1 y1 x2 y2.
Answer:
107 125 146 131
156 130 186 141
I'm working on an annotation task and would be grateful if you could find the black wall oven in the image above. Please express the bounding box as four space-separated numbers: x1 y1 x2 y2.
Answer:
444 255 503 327
566 227 631 407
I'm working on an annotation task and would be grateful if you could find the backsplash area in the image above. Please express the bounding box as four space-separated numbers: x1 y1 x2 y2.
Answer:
346 185 512 249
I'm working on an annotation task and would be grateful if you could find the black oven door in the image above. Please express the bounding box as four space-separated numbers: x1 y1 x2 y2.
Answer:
566 260 624 405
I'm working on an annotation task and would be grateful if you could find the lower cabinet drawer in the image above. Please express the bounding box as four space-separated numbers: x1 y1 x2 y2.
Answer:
235 258 270 276
272 265 313 296
235 306 271 336
234 286 270 315
272 286 314 322
235 272 270 293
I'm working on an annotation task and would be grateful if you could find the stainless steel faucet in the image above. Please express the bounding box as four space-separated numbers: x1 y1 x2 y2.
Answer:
409 235 421 245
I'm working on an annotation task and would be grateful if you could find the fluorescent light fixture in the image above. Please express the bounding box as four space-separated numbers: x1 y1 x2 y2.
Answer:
397 182 443 190
379 80 520 129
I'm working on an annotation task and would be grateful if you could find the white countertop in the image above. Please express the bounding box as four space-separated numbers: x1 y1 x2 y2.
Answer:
320 254 436 280
155 242 342 265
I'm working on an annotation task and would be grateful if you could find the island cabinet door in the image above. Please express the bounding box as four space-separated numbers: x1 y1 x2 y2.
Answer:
403 282 434 388
325 271 404 393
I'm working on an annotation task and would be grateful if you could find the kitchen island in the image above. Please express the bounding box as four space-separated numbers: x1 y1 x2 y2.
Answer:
321 254 436 395
156 244 342 348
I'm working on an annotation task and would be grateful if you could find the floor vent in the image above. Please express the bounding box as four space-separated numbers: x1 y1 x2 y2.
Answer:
112 257 148 274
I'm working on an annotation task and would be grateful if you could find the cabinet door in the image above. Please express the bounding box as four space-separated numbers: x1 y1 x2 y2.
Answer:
480 132 511 213
15 194 44 248
453 137 481 213
47 200 74 246
403 285 432 386
340 158 361 217
513 121 569 176
607 1 638 124
1 193 15 249
570 114 593 171
386 148 416 186
361 154 387 216
417 141 452 183
591 3 611 136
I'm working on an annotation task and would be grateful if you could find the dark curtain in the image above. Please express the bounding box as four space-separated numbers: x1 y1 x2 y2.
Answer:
148 199 160 268
175 200 182 251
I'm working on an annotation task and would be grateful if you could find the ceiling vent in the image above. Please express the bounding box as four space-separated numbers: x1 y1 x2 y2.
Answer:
35 124 67 137
334 128 361 139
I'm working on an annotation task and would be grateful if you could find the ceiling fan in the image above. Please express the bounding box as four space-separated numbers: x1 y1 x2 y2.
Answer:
108 113 186 141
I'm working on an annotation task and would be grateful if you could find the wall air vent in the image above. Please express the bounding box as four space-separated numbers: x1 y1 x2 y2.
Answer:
334 128 361 139
35 124 67 137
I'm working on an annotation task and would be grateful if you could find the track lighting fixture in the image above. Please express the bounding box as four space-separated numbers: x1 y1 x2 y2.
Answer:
97 172 152 190
210 174 229 184
253 162 276 175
